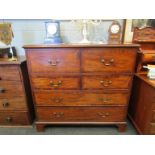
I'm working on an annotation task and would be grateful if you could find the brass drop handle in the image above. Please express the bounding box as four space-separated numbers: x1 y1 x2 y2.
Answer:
52 97 63 103
48 59 60 66
98 112 110 118
100 58 114 66
50 80 62 88
5 117 12 122
53 112 64 118
0 87 5 93
98 98 112 103
100 80 112 87
3 102 9 108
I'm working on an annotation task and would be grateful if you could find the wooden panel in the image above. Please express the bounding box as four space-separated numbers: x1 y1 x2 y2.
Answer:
81 48 136 73
0 81 24 98
82 75 132 89
0 112 30 125
142 53 155 63
34 91 129 106
36 107 127 122
32 77 80 90
0 97 27 110
0 66 21 81
149 123 155 134
27 49 80 73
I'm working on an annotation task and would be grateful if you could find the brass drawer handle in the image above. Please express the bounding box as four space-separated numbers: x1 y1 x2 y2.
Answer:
5 117 12 123
52 97 63 103
53 112 64 118
48 59 60 66
0 87 5 93
97 112 110 118
2 102 9 108
100 80 112 87
100 58 114 66
50 80 62 88
98 98 112 103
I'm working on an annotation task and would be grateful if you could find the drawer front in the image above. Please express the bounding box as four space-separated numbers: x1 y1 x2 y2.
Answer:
82 75 132 89
34 91 129 106
32 77 80 90
0 112 30 125
81 48 136 73
142 53 155 63
27 49 80 73
0 81 24 98
0 66 21 81
36 107 127 122
0 97 27 110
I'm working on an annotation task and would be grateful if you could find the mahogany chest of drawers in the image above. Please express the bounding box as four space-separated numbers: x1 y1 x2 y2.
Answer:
129 74 155 134
0 58 34 125
24 44 139 132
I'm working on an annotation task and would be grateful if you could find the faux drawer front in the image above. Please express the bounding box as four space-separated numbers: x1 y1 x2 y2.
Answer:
0 81 24 98
36 107 127 122
82 75 132 89
81 48 136 73
34 91 129 106
32 77 80 90
0 97 27 110
0 66 21 81
0 112 30 125
27 49 80 73
142 53 155 63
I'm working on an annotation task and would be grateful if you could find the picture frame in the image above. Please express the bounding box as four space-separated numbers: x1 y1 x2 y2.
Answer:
123 19 155 43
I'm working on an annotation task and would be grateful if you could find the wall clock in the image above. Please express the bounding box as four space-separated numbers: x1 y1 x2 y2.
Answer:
108 21 121 44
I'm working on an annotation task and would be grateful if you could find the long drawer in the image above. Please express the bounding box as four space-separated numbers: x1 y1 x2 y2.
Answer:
31 77 80 90
82 75 132 89
81 48 136 73
0 81 24 98
0 66 21 81
34 91 129 106
0 111 30 125
36 107 127 122
27 49 80 73
0 97 27 110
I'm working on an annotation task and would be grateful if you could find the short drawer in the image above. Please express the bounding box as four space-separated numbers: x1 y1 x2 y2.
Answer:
36 107 127 122
0 97 27 110
34 91 129 106
0 111 30 125
142 53 155 63
0 66 21 81
82 75 132 89
32 77 80 90
81 48 137 73
0 81 24 98
27 48 80 73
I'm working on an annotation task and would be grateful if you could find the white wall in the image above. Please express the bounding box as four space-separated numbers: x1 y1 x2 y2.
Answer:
0 19 123 56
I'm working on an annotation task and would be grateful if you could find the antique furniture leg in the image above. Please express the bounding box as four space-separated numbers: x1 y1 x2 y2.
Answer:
36 124 45 132
117 123 127 132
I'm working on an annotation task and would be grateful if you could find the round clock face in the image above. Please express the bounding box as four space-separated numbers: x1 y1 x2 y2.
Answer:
111 25 120 34
47 24 57 35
